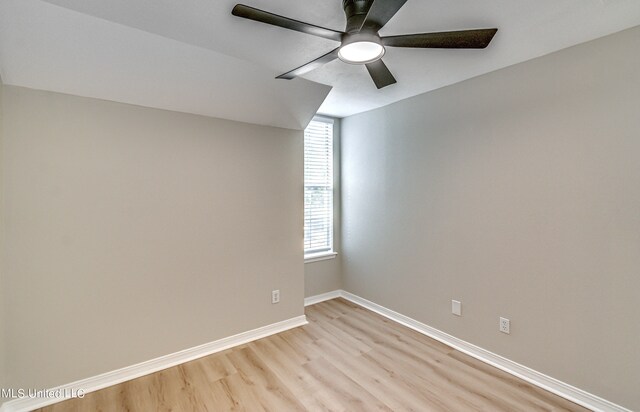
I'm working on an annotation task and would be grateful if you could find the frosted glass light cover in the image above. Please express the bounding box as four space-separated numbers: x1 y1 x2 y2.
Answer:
338 41 385 64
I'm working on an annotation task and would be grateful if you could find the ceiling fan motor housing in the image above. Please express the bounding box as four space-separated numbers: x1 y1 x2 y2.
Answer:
342 31 382 46
343 0 374 33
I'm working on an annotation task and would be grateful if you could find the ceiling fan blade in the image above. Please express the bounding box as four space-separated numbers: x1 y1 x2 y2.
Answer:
365 59 397 89
277 48 341 80
360 0 408 32
232 4 344 42
382 28 498 49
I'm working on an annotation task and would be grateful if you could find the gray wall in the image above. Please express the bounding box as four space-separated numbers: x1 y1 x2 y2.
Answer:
304 119 343 298
0 85 304 392
0 79 5 393
304 254 342 297
341 26 640 410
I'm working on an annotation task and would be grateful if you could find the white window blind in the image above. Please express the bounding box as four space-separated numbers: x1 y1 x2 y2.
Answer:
304 118 333 255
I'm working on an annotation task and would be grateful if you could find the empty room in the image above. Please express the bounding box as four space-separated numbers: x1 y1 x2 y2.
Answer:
0 0 639 411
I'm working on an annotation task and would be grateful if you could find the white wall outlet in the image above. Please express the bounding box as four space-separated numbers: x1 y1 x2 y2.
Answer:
451 300 462 316
271 290 280 304
499 317 510 334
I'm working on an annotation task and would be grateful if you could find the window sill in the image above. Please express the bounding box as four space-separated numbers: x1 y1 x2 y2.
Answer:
304 252 337 264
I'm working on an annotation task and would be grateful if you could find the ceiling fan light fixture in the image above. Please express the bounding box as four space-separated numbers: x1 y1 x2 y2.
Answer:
338 41 385 64
231 2 499 89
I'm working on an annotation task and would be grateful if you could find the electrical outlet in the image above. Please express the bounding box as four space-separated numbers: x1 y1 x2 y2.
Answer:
271 290 280 304
499 317 510 334
451 300 462 316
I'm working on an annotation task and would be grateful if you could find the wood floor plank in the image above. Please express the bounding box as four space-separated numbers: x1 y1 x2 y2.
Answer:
226 346 307 411
335 306 453 361
301 357 393 412
316 338 449 412
278 328 324 361
220 372 266 412
248 337 344 411
335 298 453 355
365 347 498 411
446 351 586 411
311 316 373 356
36 299 588 412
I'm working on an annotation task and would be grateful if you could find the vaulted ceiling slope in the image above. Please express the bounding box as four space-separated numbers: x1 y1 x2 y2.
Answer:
0 0 331 130
2 0 639 121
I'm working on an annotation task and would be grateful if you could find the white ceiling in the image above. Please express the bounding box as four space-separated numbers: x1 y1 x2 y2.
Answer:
0 0 330 130
2 0 640 121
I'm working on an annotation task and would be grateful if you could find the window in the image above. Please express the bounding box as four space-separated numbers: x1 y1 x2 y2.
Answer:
304 117 335 260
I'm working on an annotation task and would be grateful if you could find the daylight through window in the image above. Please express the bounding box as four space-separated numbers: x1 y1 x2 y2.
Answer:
304 117 333 256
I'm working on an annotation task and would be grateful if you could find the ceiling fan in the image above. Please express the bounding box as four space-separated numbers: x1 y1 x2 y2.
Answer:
232 0 498 89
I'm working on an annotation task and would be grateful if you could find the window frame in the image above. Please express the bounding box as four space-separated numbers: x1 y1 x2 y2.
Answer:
304 116 337 263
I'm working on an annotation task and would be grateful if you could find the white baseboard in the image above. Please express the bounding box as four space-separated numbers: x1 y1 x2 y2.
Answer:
3 290 631 412
324 289 629 412
304 290 342 306
0 315 308 412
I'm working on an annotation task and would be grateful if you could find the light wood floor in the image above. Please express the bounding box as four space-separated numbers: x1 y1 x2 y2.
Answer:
39 298 587 411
